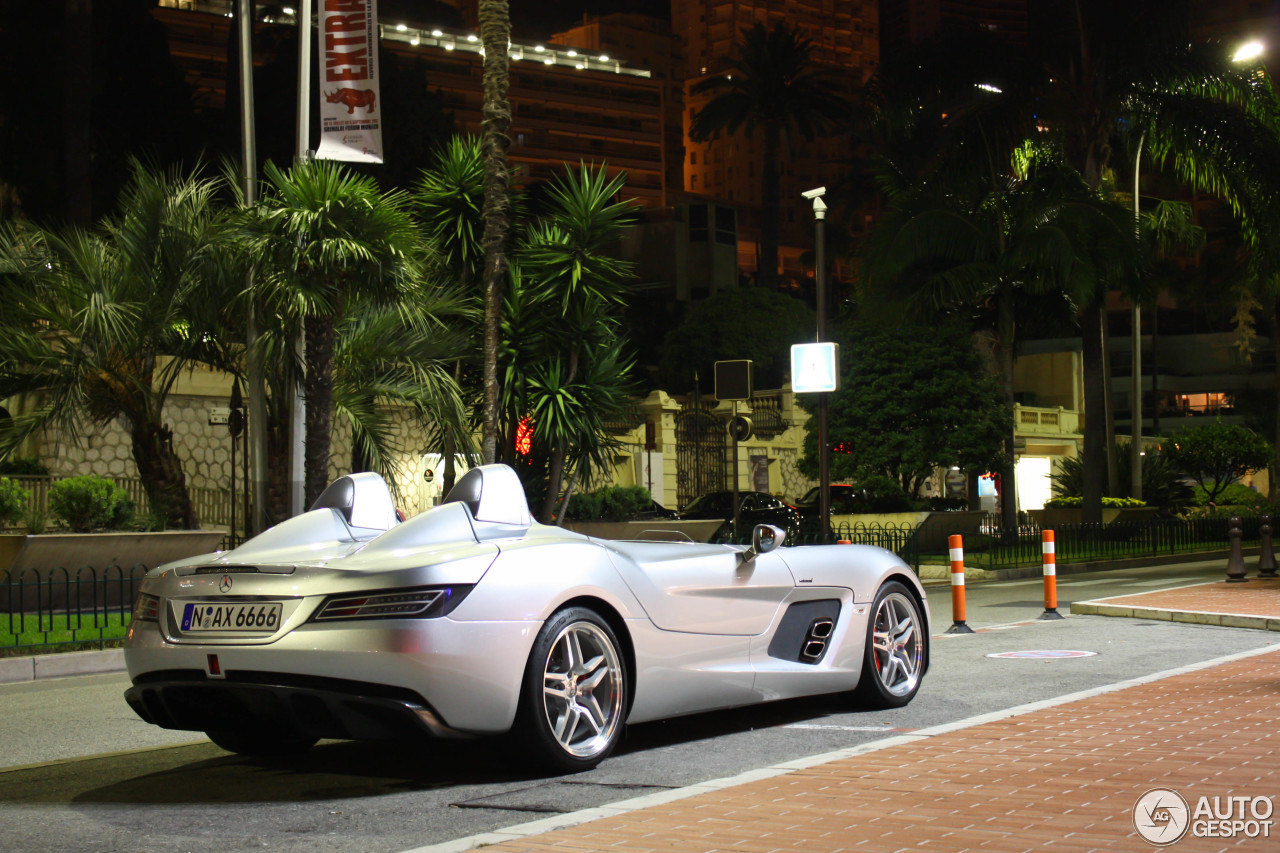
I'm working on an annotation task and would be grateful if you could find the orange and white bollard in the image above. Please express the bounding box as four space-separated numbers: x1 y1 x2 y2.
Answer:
946 533 974 634
1039 529 1064 620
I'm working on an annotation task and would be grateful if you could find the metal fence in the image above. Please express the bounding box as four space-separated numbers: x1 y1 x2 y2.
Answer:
7 475 232 529
961 515 1260 570
1 564 147 652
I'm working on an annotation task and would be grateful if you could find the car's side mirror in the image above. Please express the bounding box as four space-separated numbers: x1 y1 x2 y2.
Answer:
740 524 785 564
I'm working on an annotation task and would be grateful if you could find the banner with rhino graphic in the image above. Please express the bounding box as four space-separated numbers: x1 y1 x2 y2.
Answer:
316 0 383 163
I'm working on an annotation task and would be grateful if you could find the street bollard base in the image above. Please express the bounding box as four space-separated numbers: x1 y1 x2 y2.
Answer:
946 622 975 634
1039 609 1065 620
1226 577 1248 583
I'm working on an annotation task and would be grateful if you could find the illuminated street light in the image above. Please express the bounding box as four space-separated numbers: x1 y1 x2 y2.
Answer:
1234 40 1265 63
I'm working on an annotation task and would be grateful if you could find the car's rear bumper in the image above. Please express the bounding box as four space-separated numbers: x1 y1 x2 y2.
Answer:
124 669 467 741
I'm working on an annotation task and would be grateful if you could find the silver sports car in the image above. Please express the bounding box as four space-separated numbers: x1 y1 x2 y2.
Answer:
124 464 929 771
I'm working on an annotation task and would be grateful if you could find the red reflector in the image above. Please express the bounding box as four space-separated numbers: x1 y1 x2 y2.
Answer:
207 654 221 676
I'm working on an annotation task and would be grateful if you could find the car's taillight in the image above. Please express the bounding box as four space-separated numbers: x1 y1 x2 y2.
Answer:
132 593 160 623
310 585 473 622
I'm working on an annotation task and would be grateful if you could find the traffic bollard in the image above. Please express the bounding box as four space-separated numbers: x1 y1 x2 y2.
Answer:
1226 516 1248 582
1258 515 1277 579
946 533 974 634
1039 529 1063 620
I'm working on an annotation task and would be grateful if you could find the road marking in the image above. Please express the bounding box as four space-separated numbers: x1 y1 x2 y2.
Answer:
397 645 1280 853
1125 577 1204 588
0 737 210 775
783 724 919 733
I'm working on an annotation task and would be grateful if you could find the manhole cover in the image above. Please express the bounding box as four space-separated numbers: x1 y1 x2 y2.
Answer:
987 650 1098 659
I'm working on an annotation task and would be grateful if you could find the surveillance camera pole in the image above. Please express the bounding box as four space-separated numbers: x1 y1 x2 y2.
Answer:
806 188 831 542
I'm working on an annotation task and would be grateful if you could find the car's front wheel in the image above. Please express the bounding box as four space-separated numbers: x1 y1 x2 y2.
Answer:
514 607 627 772
852 581 925 708
205 730 318 757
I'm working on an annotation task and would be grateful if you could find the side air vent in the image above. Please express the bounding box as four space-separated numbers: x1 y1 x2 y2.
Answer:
767 599 841 665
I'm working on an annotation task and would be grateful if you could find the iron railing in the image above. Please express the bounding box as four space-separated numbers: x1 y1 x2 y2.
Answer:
6 475 233 529
962 515 1262 570
1 565 147 652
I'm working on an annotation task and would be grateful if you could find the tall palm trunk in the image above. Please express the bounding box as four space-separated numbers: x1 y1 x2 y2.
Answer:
478 0 511 464
303 313 337 505
996 290 1019 536
1080 302 1108 523
758 121 781 288
131 421 198 529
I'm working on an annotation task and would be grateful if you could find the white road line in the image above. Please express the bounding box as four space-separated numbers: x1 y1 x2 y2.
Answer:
1124 577 1204 588
397 645 1280 853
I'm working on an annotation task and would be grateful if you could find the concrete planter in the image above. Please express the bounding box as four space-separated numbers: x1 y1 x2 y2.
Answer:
0 530 225 610
830 510 986 552
1029 507 1161 528
562 519 726 542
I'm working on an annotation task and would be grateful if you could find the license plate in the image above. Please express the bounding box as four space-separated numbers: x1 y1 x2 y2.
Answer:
181 602 282 633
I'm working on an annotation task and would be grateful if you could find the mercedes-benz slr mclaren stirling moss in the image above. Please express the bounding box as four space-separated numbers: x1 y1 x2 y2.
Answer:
124 464 929 771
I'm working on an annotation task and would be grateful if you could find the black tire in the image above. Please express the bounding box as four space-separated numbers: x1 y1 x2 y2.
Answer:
513 607 628 773
205 730 318 757
852 580 926 709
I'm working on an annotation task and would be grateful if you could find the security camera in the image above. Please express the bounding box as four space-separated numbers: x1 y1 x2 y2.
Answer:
801 187 827 199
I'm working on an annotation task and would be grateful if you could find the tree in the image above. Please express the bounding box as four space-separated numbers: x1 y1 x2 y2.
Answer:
478 0 513 464
798 318 1010 497
864 149 1140 531
248 160 421 506
863 1 1280 523
689 22 848 288
1164 420 1273 504
506 165 639 522
658 288 815 391
0 161 238 527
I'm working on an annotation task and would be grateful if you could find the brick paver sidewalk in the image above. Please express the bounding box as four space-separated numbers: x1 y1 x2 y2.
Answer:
450 648 1280 853
1073 578 1280 631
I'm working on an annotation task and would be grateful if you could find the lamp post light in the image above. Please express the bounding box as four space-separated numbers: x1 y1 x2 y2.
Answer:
803 186 831 540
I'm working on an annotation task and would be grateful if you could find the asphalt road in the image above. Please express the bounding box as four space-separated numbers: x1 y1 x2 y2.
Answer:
0 558 1272 853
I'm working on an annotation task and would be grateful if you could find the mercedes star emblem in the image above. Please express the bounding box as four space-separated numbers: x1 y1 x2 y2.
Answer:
219 575 233 593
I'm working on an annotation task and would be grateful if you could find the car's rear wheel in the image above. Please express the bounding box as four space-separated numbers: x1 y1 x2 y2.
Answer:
852 581 925 708
205 730 318 757
515 607 627 772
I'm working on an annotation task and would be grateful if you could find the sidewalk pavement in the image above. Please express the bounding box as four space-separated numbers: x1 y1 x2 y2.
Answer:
418 582 1280 853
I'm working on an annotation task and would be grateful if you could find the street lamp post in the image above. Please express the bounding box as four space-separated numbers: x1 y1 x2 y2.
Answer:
804 187 831 540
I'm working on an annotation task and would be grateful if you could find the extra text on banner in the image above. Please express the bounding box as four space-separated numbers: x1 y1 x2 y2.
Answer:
317 0 384 163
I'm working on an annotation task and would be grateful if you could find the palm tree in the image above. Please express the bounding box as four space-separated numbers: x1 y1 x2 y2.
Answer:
513 165 638 522
478 0 512 464
866 151 1141 534
413 136 487 494
1026 0 1280 521
0 161 237 527
689 22 849 288
248 160 421 506
863 2 1280 522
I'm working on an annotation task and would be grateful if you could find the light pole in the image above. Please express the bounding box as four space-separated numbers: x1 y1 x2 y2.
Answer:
803 186 830 540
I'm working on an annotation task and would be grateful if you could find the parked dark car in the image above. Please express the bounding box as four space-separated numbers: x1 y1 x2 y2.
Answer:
677 490 800 538
794 484 867 535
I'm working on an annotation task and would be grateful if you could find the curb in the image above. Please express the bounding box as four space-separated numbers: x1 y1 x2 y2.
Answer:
0 648 125 685
1070 599 1280 632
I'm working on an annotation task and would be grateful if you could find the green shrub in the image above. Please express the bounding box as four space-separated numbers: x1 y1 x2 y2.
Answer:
858 475 914 513
48 476 135 532
0 457 50 477
23 507 48 535
1044 495 1147 508
1050 442 1193 508
1190 482 1268 508
0 477 30 527
565 485 654 521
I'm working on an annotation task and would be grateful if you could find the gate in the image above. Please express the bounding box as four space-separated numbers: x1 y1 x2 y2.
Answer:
675 404 727 508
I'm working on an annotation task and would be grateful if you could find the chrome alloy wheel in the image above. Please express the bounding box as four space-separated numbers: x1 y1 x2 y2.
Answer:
540 620 625 759
870 591 922 697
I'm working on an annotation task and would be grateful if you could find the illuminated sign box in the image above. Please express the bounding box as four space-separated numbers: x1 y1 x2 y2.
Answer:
791 343 841 393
